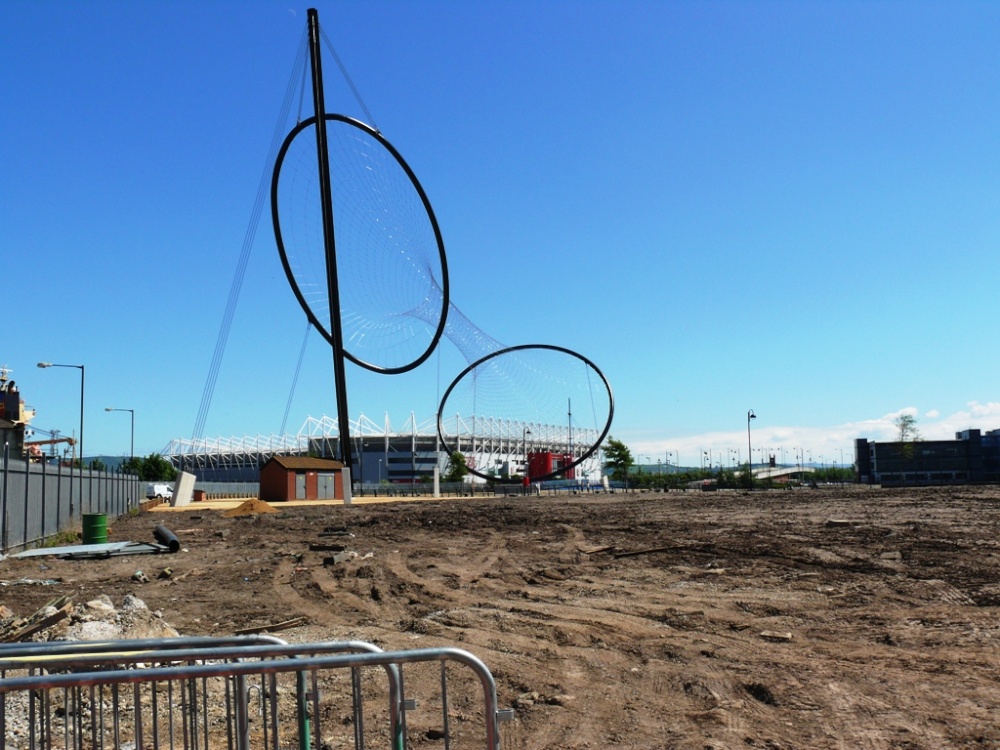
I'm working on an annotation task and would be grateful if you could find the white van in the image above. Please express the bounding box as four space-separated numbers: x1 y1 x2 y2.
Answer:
146 483 174 500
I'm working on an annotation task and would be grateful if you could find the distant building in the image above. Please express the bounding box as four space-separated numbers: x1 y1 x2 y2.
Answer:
855 429 1000 485
166 414 601 484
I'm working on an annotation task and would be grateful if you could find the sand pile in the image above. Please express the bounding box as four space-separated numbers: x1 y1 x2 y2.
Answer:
222 498 279 517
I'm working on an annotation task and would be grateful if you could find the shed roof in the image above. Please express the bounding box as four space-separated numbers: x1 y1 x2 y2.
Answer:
264 456 345 471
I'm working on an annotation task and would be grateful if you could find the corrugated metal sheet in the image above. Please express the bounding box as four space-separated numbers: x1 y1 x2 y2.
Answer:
14 541 172 559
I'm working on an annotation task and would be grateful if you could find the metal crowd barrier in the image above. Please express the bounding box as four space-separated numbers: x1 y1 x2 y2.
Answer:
0 636 512 750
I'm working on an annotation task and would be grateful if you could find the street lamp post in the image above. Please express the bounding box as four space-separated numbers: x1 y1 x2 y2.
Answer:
105 407 135 460
38 362 85 515
523 427 532 492
747 409 756 489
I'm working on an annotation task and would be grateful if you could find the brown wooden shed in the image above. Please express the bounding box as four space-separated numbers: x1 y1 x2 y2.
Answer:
259 456 345 502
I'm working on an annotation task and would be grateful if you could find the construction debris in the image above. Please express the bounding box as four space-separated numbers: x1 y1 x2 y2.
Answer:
318 525 353 537
0 595 73 642
760 630 793 642
233 616 308 635
13 525 182 560
577 545 615 555
613 545 684 559
0 594 179 643
323 551 357 566
0 578 61 586
153 525 181 552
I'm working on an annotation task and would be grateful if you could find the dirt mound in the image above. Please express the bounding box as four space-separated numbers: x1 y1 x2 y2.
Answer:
221 498 279 517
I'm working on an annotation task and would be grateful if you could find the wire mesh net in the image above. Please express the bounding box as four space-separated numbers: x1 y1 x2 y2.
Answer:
437 344 613 481
272 114 448 374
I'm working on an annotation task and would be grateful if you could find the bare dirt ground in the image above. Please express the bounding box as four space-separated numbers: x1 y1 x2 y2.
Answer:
4 485 1000 750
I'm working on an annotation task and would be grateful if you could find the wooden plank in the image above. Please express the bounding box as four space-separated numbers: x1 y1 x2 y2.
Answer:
1 600 73 642
760 630 793 642
233 617 308 635
613 545 682 559
577 545 615 555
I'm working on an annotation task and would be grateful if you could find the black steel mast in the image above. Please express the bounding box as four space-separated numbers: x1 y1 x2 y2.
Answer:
307 8 353 478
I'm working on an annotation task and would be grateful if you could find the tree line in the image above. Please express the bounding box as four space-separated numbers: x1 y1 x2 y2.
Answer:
602 436 855 489
99 453 177 481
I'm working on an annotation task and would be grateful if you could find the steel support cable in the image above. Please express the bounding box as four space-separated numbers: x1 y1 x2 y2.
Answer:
320 28 379 134
191 33 309 440
280 321 312 435
586 363 600 430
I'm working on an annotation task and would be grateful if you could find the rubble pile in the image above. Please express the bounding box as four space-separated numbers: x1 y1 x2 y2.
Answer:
0 594 179 643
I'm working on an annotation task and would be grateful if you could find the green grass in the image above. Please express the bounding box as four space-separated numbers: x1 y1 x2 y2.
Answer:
41 529 79 547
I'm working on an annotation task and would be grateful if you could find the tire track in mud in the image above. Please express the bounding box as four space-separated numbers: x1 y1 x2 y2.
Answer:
269 556 384 632
680 665 751 748
381 532 511 600
367 523 686 673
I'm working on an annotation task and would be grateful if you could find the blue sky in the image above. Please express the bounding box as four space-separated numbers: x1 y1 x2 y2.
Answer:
3 0 999 468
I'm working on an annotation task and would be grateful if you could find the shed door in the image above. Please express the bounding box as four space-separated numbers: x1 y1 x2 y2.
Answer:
317 473 336 499
295 473 307 499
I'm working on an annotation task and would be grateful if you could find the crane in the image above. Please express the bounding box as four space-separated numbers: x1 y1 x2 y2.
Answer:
24 426 76 461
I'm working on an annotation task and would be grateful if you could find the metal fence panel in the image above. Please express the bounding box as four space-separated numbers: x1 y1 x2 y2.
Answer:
0 451 141 554
0 639 509 750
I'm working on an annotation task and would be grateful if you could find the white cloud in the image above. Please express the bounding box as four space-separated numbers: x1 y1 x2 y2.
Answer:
924 401 1000 439
622 403 1000 468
